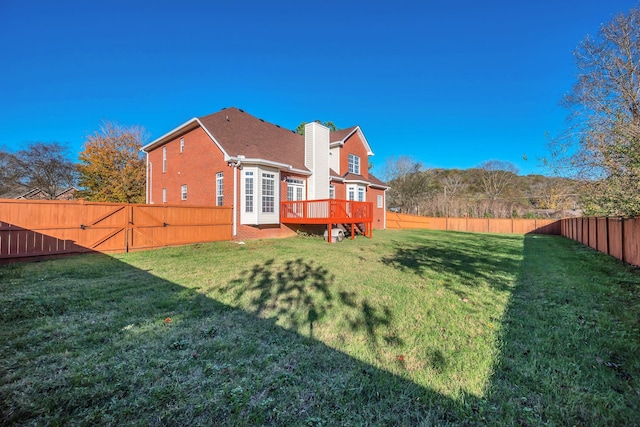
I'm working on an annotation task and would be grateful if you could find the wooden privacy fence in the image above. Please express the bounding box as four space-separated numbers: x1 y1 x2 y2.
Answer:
386 212 561 235
560 217 640 267
0 199 232 260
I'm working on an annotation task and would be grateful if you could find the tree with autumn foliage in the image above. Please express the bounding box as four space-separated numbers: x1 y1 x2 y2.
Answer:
77 122 146 203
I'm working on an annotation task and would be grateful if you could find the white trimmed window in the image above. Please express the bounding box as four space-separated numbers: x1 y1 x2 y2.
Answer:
180 137 185 153
181 184 187 200
347 184 366 202
216 172 224 206
241 167 280 225
245 171 254 213
162 188 167 204
262 173 275 213
377 194 383 208
347 186 355 201
329 185 335 199
162 146 167 173
348 154 360 175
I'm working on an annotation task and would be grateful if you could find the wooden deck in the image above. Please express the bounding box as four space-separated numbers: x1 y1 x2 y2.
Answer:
281 199 373 242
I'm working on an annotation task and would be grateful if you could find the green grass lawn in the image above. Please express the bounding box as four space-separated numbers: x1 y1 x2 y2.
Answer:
1 229 639 426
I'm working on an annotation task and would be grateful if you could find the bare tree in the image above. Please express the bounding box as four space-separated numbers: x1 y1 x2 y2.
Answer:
0 149 21 194
549 7 640 216
383 156 430 214
15 142 76 199
477 160 519 201
441 174 466 216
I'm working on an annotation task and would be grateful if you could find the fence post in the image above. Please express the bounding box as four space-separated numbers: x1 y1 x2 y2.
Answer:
605 217 610 255
621 218 626 264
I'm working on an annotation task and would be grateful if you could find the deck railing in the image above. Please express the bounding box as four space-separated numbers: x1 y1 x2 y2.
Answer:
281 199 373 224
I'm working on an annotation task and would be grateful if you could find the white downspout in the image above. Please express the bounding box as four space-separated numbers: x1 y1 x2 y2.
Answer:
147 156 152 204
233 164 237 237
383 190 387 229
229 156 244 237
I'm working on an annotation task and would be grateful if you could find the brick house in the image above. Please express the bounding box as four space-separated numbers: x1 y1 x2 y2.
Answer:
141 107 388 241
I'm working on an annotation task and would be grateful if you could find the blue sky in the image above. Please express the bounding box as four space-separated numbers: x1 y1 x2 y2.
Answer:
0 0 637 177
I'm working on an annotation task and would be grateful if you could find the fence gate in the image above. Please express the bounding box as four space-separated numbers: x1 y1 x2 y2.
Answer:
0 200 233 260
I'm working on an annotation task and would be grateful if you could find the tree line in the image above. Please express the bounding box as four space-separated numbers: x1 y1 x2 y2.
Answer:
383 157 579 218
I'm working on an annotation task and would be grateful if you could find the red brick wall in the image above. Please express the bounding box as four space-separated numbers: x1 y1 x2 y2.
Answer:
147 127 228 206
331 181 347 200
340 131 369 180
368 187 386 230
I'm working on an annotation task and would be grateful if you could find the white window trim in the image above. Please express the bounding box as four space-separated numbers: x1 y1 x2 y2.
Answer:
347 184 366 202
261 172 276 213
377 194 383 208
180 137 185 153
162 188 167 204
162 146 167 173
241 166 280 225
216 172 224 206
181 184 187 200
348 154 360 175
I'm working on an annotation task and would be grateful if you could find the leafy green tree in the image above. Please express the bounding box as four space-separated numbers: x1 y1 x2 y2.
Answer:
77 122 146 203
295 121 339 135
549 8 640 216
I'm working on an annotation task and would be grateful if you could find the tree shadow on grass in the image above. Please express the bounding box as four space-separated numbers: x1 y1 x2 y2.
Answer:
380 231 523 300
1 253 461 426
218 258 399 352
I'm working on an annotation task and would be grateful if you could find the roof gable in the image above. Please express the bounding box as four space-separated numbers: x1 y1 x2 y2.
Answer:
330 126 373 156
142 107 308 172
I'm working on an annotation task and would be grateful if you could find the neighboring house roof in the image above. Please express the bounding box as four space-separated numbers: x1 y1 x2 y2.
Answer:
0 185 77 200
0 184 42 199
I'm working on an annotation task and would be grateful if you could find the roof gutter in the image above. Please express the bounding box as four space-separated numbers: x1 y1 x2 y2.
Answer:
140 118 200 153
225 156 311 175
